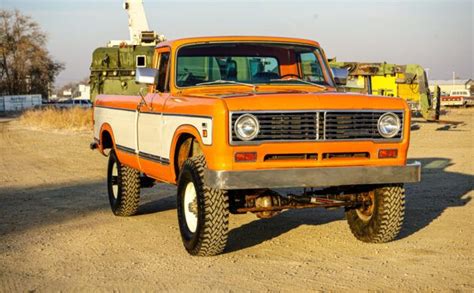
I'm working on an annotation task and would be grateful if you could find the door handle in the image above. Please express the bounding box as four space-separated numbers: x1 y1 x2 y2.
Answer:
138 87 152 111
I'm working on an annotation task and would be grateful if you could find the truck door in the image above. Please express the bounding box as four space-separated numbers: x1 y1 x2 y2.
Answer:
137 48 171 178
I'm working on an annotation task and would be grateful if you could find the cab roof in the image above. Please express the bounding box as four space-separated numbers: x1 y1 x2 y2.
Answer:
157 36 321 49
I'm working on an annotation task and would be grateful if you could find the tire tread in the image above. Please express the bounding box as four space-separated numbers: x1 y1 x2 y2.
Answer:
180 156 229 256
115 164 140 216
346 184 405 243
107 150 140 217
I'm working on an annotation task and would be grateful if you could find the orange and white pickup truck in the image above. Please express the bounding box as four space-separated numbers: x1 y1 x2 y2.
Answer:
91 36 421 256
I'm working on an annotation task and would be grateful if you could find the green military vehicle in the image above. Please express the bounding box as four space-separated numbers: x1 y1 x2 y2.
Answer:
89 0 163 101
90 45 155 101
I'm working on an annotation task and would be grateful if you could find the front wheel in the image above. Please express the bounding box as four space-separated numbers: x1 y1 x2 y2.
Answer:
346 184 405 243
107 150 141 216
177 156 229 256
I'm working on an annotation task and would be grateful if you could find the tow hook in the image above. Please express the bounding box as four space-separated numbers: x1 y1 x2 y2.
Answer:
89 141 98 150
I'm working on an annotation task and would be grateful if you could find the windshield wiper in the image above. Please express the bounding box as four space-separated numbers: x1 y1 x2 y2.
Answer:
270 78 327 90
196 80 257 92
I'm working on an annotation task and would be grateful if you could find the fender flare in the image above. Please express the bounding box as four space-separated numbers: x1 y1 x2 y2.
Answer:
99 123 116 155
169 124 206 179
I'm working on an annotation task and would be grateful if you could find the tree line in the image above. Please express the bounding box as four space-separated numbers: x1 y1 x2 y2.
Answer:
0 9 64 99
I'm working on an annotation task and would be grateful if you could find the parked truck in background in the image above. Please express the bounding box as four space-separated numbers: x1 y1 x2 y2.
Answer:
441 89 473 107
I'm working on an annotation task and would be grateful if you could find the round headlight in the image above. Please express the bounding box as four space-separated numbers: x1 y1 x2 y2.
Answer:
234 114 259 141
377 112 401 138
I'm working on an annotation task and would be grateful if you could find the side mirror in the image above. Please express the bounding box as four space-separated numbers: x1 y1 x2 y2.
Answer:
332 67 349 86
136 68 158 85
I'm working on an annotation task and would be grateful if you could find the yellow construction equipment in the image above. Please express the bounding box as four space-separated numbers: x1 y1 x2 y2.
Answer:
329 61 440 121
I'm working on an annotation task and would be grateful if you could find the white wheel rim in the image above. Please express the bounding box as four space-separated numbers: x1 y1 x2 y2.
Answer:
356 191 375 222
183 182 198 233
356 209 373 222
111 161 118 199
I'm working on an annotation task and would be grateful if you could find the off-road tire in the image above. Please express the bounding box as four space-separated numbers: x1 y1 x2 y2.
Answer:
107 150 140 216
346 184 405 243
177 155 229 256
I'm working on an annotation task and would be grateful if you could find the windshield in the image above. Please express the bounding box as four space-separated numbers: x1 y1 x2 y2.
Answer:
176 42 335 88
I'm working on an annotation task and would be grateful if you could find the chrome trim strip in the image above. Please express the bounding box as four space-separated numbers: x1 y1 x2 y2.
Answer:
138 151 170 165
205 161 421 190
316 112 320 140
115 146 171 165
116 144 136 154
323 111 327 140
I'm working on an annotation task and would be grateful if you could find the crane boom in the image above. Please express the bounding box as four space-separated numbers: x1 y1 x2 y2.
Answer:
124 0 150 44
108 0 164 47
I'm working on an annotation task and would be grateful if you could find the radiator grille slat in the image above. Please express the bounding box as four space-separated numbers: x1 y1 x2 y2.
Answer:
231 111 403 143
324 111 402 140
231 112 317 141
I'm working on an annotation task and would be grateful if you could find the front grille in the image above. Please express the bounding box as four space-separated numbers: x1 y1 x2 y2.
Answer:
231 112 317 141
230 111 403 144
324 111 403 140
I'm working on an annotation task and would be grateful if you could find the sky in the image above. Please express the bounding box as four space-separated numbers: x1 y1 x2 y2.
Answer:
2 0 473 86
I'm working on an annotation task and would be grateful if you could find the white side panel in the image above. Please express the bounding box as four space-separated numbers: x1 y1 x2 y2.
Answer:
138 113 163 155
94 107 137 150
161 115 213 159
94 107 213 160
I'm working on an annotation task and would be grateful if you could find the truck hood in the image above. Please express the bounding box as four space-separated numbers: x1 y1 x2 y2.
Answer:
203 91 409 111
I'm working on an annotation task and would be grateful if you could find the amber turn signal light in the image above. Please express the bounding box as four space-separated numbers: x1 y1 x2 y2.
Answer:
378 149 398 159
234 152 257 162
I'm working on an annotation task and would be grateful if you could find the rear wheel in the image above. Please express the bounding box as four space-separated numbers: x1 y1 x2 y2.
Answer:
177 156 229 256
107 150 141 216
346 184 405 243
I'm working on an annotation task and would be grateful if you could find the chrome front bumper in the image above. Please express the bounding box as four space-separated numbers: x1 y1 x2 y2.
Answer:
204 162 421 190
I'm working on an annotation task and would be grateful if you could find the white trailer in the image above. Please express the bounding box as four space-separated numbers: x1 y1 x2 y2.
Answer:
0 95 42 112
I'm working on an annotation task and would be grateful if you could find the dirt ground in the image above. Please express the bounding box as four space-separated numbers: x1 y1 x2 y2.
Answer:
0 109 473 291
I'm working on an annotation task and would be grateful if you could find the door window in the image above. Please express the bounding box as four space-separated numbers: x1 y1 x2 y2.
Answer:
156 52 170 92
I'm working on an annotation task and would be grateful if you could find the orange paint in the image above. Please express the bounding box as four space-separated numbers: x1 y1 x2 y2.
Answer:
95 36 412 185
